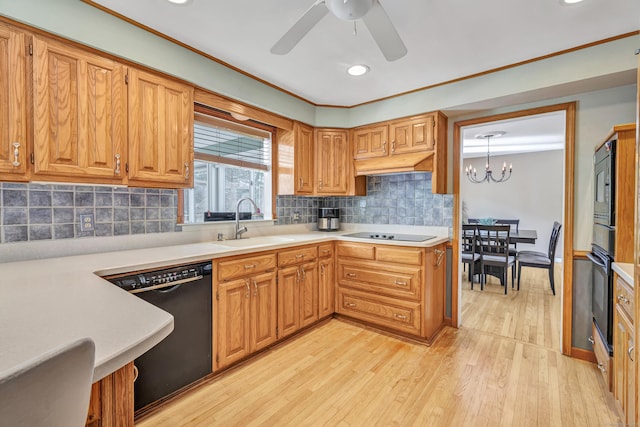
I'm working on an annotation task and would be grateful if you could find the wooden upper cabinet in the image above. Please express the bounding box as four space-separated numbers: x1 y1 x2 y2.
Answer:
0 23 29 180
294 122 314 194
353 125 388 160
389 114 435 155
127 68 194 188
32 35 127 182
315 129 349 194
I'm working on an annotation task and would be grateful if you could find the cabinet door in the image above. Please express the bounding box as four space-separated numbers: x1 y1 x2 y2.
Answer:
217 278 251 369
277 266 301 338
316 129 349 194
614 304 626 409
300 260 318 327
127 68 193 187
250 271 277 352
294 122 314 194
318 257 335 319
0 23 28 180
353 125 388 159
32 35 126 181
424 243 446 339
389 114 435 155
626 329 635 427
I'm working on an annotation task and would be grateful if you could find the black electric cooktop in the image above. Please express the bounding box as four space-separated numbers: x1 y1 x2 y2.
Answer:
342 232 437 242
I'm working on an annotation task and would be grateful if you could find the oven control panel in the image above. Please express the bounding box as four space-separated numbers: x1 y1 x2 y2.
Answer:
104 262 211 292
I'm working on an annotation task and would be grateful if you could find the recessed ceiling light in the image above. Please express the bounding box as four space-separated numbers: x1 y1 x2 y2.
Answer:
167 0 191 4
347 64 369 76
560 0 584 4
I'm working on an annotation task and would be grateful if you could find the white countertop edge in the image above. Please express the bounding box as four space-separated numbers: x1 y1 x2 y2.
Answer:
613 262 634 287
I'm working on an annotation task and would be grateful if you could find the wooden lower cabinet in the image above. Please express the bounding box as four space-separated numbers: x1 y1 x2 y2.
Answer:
613 274 635 425
336 242 445 341
277 259 318 338
318 255 335 319
216 271 277 370
86 362 135 427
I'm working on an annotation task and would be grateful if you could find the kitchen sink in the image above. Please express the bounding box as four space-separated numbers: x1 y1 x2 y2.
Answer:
217 236 295 247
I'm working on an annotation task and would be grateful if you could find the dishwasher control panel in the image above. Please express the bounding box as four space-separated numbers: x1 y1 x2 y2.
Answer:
105 262 212 292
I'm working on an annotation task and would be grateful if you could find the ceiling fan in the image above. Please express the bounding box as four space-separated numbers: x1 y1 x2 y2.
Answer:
271 0 407 61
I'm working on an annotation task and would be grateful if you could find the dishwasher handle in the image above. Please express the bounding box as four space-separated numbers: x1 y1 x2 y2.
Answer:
130 275 204 294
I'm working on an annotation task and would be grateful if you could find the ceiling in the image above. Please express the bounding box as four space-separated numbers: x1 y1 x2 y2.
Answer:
462 111 566 158
87 0 639 107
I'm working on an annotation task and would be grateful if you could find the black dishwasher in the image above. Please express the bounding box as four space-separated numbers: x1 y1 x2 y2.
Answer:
106 261 212 412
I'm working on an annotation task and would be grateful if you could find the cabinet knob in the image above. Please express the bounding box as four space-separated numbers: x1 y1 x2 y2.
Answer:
11 142 20 167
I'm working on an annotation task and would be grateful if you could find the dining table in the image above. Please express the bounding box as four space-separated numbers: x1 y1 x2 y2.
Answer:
509 229 538 245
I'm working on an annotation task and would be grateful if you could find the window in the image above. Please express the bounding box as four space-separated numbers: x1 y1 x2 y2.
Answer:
183 110 273 224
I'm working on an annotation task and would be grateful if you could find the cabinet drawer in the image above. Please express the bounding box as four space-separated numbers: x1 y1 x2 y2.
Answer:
615 276 634 323
338 260 421 300
337 288 421 336
592 322 612 390
217 254 276 281
337 242 375 260
278 246 318 267
375 246 423 266
318 243 334 259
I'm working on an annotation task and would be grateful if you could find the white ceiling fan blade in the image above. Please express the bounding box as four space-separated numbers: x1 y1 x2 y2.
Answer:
362 1 407 61
271 1 329 55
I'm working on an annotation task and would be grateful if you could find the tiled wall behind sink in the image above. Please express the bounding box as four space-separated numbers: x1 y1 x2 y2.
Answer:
276 173 453 227
0 183 178 243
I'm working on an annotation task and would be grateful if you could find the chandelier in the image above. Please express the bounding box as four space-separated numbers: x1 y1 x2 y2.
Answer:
465 131 513 183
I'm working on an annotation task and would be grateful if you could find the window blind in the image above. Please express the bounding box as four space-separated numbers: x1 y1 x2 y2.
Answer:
194 113 271 171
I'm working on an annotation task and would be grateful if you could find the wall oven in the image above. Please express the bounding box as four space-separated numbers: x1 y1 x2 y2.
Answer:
589 137 616 354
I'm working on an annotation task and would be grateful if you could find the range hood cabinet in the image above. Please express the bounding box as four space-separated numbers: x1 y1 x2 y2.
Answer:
354 152 434 176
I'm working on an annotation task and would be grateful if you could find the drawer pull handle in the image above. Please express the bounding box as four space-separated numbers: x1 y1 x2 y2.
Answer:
322 250 330 255
394 313 408 320
391 140 396 153
295 254 304 259
629 346 635 362
244 280 251 298
300 266 306 282
382 141 387 154
184 162 190 179
345 302 356 308
434 249 445 267
346 273 357 278
617 294 629 304
133 365 139 382
320 264 325 274
12 142 20 167
252 279 258 296
114 153 121 175
588 336 595 345
394 280 408 286
298 177 303 189
597 362 606 374
244 264 257 269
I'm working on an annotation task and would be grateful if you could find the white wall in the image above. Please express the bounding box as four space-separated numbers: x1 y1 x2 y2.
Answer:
461 150 564 257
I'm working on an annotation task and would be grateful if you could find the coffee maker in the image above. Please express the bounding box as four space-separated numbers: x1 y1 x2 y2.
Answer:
318 208 340 231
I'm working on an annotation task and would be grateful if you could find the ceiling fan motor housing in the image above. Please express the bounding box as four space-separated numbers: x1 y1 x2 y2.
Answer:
326 0 375 20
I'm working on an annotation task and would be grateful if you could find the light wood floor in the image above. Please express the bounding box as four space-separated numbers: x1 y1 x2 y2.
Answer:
460 265 562 350
138 318 620 425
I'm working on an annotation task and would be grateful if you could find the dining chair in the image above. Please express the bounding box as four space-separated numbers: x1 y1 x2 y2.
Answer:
495 219 520 255
476 224 516 294
461 224 482 289
0 337 96 427
517 221 562 295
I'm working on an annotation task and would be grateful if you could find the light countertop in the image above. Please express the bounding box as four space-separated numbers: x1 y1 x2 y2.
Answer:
612 262 634 287
0 230 448 383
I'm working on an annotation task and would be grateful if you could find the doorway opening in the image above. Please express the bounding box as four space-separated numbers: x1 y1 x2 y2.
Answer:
451 102 576 355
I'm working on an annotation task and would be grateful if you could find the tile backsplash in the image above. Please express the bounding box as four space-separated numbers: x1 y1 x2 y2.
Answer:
0 183 178 243
276 173 453 227
0 173 451 245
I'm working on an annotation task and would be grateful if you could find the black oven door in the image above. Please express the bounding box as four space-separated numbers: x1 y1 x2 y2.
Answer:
588 245 613 353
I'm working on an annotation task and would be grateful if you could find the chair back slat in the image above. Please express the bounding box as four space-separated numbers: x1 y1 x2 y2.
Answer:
462 224 477 253
477 225 511 260
495 219 519 232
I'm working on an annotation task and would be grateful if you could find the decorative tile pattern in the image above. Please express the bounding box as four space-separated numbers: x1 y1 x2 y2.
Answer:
275 173 453 228
0 183 178 244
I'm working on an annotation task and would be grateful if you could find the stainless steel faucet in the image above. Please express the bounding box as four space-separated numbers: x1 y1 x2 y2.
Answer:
235 197 259 239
